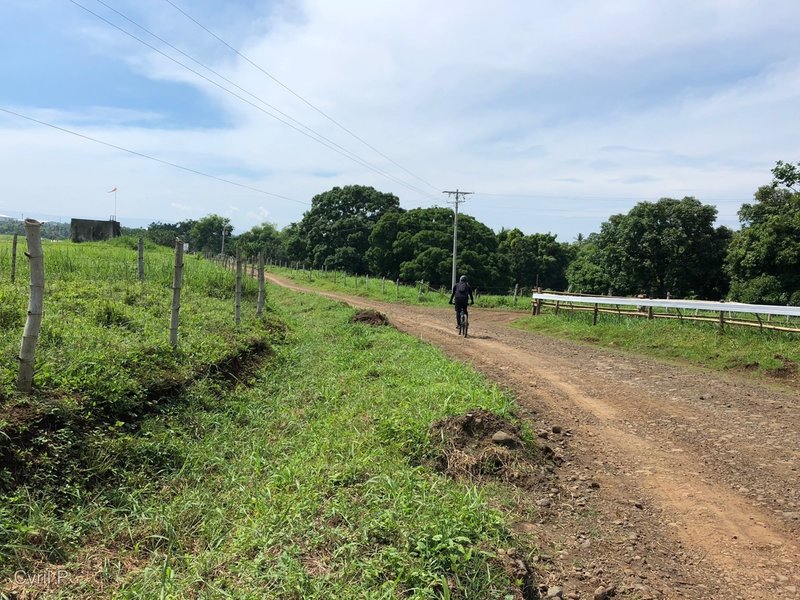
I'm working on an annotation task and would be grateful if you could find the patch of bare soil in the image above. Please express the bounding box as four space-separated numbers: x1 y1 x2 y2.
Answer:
428 408 549 488
269 274 800 600
350 309 389 326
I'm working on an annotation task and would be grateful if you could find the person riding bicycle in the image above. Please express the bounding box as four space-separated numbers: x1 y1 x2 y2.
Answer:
448 275 474 330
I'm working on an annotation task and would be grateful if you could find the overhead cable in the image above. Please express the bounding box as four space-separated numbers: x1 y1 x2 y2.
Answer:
162 0 441 194
69 0 435 200
0 106 309 205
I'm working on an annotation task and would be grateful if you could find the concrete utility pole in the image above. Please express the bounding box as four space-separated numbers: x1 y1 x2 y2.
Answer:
442 189 473 288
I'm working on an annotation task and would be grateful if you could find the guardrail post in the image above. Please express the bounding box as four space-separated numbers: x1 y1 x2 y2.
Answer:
592 303 599 325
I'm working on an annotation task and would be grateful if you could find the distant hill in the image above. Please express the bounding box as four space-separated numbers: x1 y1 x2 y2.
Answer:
0 217 70 240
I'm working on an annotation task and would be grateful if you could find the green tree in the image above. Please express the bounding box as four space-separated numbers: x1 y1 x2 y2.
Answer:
368 207 508 289
236 222 286 262
566 234 612 294
567 198 730 299
189 215 232 255
726 170 800 304
497 228 571 289
771 160 800 192
294 185 401 272
146 220 197 247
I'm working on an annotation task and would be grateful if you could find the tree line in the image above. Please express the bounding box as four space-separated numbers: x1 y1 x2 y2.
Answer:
132 159 800 305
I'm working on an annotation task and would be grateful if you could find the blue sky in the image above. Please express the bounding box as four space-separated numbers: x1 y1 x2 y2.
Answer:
1 0 799 240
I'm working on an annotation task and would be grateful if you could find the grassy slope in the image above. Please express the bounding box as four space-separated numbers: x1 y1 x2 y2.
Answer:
0 237 272 582
99 288 532 599
2 243 541 598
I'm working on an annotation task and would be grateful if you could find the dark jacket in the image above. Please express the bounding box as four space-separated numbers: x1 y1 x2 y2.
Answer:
449 281 474 305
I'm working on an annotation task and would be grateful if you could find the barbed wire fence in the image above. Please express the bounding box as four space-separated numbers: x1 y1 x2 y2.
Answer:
0 231 264 393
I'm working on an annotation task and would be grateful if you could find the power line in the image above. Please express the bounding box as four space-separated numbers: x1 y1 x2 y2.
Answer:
0 106 310 205
161 0 441 195
68 0 436 200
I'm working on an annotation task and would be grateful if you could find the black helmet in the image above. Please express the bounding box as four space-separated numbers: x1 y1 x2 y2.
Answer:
459 275 467 282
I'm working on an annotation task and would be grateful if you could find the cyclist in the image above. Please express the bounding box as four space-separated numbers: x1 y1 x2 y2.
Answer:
448 275 474 330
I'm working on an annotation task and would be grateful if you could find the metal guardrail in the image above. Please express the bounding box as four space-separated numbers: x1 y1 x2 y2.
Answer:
531 293 800 318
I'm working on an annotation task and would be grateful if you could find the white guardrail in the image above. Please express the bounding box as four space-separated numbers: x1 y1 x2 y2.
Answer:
531 293 800 318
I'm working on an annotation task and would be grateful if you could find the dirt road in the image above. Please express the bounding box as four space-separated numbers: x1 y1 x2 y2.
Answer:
269 274 800 599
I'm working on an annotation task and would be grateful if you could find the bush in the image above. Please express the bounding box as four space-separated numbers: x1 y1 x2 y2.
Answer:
729 275 788 305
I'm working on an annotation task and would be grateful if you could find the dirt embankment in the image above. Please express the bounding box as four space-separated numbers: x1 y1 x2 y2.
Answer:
268 274 800 599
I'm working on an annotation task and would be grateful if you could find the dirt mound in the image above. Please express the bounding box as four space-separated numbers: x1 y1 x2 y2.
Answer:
428 409 547 488
350 309 389 325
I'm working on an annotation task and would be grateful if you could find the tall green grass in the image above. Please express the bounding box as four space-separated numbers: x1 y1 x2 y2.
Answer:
2 277 539 599
0 236 277 585
0 236 260 406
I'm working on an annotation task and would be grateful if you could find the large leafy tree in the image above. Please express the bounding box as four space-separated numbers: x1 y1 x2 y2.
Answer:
189 214 232 255
566 233 611 294
726 162 800 304
567 198 730 299
236 222 286 262
368 207 508 289
146 220 197 247
497 228 571 289
294 185 401 272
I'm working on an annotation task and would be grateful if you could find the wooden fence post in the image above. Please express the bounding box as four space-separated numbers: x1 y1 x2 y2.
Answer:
718 311 725 332
11 233 18 284
257 253 265 316
535 298 543 315
592 303 599 326
513 283 519 304
235 253 242 325
169 238 184 349
381 277 385 294
138 237 145 283
396 278 400 298
16 220 44 393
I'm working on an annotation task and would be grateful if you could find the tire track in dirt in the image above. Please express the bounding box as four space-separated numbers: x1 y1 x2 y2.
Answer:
269 274 800 599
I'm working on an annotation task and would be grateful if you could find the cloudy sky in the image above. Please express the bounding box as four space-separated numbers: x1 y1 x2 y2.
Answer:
1 0 798 241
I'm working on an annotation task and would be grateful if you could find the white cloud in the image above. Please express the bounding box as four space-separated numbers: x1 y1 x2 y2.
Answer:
1 0 799 239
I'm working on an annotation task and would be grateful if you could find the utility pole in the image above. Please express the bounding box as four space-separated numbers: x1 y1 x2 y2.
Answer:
442 189 473 288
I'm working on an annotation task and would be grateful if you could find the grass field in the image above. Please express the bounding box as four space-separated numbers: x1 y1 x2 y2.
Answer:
1 238 543 598
513 308 800 380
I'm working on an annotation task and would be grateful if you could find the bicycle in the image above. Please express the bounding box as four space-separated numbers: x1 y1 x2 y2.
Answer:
457 307 469 337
